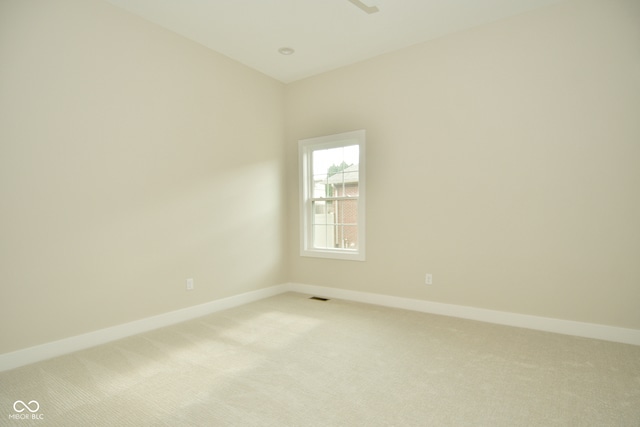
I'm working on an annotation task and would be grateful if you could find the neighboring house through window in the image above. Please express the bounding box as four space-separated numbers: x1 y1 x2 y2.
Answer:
298 129 366 261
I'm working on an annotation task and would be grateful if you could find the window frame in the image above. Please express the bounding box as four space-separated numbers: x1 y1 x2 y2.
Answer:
298 129 366 261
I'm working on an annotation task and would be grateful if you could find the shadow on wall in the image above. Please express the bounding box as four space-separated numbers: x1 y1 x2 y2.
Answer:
0 159 286 355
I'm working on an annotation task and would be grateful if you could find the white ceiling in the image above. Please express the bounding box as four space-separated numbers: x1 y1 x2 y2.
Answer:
103 0 566 83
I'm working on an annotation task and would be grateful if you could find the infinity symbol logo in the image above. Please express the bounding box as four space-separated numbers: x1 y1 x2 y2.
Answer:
13 400 40 413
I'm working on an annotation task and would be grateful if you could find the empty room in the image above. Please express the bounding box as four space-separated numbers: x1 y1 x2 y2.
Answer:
1 0 639 425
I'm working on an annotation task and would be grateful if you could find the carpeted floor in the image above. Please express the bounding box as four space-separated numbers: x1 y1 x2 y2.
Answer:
1 292 639 426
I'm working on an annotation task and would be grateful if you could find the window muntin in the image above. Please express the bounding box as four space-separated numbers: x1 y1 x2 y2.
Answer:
299 130 365 261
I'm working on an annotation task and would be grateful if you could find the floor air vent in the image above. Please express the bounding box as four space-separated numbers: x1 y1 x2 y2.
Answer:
309 296 329 301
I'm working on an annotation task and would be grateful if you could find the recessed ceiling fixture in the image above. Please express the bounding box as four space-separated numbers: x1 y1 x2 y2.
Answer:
347 0 380 14
278 47 295 55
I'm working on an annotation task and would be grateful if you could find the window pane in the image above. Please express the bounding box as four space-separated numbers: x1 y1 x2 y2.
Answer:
312 200 334 217
336 199 358 249
335 225 358 250
312 225 332 249
328 166 359 197
312 174 328 198
336 199 358 225
311 199 358 250
312 145 359 198
312 201 333 249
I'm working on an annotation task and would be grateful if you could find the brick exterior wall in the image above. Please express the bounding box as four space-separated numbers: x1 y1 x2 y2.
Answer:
334 183 358 249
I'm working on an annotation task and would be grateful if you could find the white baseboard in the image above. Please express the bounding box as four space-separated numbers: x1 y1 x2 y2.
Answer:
3 282 638 372
285 283 640 346
0 284 287 372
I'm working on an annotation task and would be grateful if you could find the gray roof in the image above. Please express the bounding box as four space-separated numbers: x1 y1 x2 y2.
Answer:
327 164 359 185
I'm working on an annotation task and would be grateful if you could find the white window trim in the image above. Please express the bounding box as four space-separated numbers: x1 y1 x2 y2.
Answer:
298 129 366 261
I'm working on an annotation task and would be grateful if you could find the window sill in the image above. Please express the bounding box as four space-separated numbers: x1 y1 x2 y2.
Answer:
300 248 365 261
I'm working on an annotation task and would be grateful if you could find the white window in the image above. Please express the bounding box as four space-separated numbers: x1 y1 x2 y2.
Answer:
299 129 366 261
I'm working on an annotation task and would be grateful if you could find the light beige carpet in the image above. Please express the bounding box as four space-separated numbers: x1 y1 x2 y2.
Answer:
1 292 639 426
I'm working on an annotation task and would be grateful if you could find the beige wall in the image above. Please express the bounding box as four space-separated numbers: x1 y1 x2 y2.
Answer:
285 0 640 329
1 0 638 357
0 0 286 353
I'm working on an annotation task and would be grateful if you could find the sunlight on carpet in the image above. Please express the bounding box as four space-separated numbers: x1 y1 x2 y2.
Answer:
1 292 639 426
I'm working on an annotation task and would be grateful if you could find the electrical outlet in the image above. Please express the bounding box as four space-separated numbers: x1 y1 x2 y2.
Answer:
186 278 194 290
425 273 433 285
